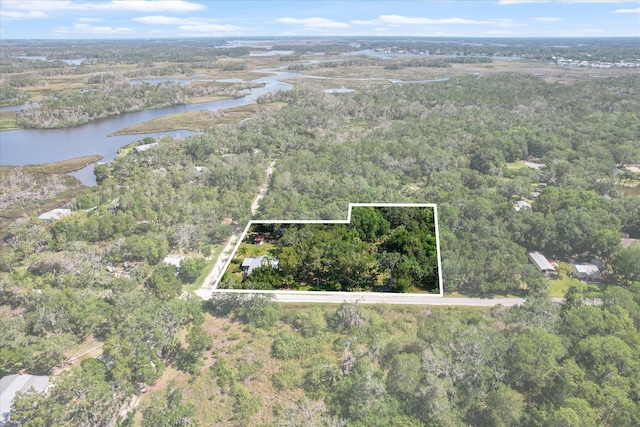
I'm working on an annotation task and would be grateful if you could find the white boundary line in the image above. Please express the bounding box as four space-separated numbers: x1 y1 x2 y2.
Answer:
211 203 444 298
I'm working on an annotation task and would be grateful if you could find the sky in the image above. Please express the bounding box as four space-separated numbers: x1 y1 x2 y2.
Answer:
0 0 638 39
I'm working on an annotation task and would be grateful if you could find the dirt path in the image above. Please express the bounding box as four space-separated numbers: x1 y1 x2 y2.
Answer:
251 160 276 215
195 160 275 299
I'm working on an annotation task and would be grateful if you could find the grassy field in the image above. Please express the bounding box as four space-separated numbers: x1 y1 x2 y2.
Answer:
0 110 18 130
182 244 226 293
132 303 488 426
292 58 634 84
548 275 578 298
109 102 286 136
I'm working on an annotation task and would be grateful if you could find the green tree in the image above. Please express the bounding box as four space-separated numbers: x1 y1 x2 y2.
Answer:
142 383 199 427
147 264 182 300
610 245 640 286
178 257 207 283
179 323 213 374
231 384 261 424
473 385 525 427
506 328 566 395
386 352 422 398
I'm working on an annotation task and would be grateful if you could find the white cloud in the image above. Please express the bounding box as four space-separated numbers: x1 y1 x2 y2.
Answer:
613 7 640 13
352 15 494 25
533 17 562 21
133 15 248 34
94 1 205 12
1 1 78 11
0 10 46 18
498 0 541 3
73 23 133 34
178 24 247 34
485 30 514 35
133 15 194 25
276 17 350 28
2 0 204 13
494 19 526 28
77 17 104 23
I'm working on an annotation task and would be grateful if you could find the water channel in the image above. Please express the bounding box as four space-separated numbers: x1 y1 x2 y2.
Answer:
0 69 299 185
0 61 456 186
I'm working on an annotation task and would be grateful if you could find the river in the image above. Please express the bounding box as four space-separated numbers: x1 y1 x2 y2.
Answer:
0 69 298 185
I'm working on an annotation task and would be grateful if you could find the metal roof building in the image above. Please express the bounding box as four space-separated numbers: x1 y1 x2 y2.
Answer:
240 256 278 278
1 374 50 423
573 263 601 280
527 251 556 273
133 142 159 153
37 208 72 221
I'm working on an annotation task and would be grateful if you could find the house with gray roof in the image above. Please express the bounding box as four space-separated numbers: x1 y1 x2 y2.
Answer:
572 263 601 281
241 256 278 279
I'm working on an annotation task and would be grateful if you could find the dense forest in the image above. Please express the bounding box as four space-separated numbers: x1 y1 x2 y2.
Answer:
1 37 639 425
231 206 439 293
10 291 640 426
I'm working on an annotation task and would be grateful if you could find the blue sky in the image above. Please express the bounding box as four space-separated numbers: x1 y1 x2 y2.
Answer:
0 0 638 39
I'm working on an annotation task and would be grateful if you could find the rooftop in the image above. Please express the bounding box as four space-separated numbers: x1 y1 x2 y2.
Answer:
1 374 50 422
37 208 72 221
528 251 555 272
573 263 600 276
134 142 159 152
241 256 278 276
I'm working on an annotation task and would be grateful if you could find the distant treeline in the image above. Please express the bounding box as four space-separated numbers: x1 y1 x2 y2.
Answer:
384 56 493 69
15 80 245 128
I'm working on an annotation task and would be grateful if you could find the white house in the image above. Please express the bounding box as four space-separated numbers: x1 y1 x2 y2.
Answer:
572 263 601 281
240 256 278 279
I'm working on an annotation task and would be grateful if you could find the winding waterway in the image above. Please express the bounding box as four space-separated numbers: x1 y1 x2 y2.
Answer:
0 69 298 185
1 63 454 186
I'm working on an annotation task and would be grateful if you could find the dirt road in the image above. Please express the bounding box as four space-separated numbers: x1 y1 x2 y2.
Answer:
195 160 276 299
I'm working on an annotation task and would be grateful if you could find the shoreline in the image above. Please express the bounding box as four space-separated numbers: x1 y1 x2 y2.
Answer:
0 154 103 175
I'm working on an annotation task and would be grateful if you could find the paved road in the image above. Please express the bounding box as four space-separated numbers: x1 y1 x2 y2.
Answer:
194 158 563 308
201 289 565 306
194 233 241 299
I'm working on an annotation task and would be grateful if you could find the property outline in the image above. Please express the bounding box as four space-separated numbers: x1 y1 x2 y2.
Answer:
212 203 444 298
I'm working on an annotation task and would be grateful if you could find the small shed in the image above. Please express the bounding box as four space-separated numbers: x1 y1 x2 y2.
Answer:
572 263 600 281
528 251 556 273
514 201 532 211
1 374 50 423
38 208 72 221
